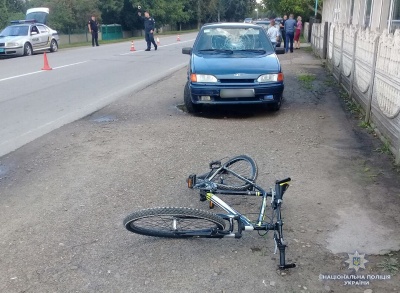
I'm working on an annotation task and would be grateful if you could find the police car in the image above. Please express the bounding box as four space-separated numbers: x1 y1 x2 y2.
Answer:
0 7 59 57
0 20 59 57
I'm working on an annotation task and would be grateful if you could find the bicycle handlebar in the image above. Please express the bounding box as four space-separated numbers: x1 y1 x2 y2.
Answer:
274 177 291 200
276 177 291 185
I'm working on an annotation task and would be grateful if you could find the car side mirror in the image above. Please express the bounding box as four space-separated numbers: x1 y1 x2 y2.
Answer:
275 47 285 55
182 47 192 55
31 32 38 35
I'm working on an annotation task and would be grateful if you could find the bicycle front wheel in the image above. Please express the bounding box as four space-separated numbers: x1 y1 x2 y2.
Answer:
123 207 226 238
210 155 258 191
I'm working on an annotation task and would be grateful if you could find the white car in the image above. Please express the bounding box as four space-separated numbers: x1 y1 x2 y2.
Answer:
0 21 59 57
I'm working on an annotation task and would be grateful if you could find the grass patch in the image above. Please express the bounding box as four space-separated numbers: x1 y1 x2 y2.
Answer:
360 161 384 181
323 78 336 86
298 73 316 89
374 138 392 155
359 121 374 134
302 46 313 52
377 257 399 275
340 91 363 116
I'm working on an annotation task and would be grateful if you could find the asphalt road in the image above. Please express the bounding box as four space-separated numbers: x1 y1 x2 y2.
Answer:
0 33 197 157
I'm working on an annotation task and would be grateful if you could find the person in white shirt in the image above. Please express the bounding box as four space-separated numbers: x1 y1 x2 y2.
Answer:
267 19 280 49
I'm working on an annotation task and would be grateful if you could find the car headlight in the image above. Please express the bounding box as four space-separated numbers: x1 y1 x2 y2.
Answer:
190 74 218 83
257 73 284 82
6 42 21 47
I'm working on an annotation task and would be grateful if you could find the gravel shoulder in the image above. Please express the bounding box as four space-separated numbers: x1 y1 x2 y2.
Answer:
0 47 399 293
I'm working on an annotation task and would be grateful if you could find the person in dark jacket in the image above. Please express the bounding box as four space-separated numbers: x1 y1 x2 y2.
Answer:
138 10 157 51
88 15 99 47
279 15 287 49
284 14 297 53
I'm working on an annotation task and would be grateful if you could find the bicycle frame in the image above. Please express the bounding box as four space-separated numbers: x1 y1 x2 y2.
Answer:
188 164 296 270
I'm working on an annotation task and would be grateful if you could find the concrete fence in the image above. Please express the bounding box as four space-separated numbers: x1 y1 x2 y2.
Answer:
310 22 400 163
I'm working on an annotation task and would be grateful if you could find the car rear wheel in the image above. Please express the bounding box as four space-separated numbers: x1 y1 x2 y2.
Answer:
50 40 58 52
184 82 201 113
24 43 32 56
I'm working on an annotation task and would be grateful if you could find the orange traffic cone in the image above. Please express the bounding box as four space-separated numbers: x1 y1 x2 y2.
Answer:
177 35 181 41
41 52 52 70
156 37 160 45
130 40 136 51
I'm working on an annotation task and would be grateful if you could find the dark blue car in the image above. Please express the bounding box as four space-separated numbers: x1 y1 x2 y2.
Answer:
182 23 285 113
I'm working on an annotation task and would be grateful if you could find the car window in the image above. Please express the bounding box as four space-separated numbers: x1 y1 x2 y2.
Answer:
37 25 48 34
0 25 29 37
31 26 40 34
195 27 273 52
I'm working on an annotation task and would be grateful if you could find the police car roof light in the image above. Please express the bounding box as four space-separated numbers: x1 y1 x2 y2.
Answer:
10 19 37 24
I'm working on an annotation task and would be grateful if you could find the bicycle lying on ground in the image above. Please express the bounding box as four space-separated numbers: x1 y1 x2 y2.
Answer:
123 155 296 270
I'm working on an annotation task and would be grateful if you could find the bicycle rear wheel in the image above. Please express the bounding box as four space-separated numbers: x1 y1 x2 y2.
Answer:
123 207 225 238
201 155 257 191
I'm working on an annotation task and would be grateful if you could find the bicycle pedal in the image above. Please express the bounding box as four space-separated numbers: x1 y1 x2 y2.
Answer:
187 174 196 188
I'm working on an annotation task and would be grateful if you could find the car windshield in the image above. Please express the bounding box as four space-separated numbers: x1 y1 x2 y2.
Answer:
195 26 273 54
0 25 29 37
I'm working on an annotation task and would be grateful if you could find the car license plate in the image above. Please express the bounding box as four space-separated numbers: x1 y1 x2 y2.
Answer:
0 48 4 53
220 89 255 98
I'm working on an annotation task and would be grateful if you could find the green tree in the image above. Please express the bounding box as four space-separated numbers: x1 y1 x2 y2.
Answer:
137 0 192 28
26 0 99 32
6 0 25 13
262 0 323 21
120 0 140 31
100 0 124 23
0 0 8 28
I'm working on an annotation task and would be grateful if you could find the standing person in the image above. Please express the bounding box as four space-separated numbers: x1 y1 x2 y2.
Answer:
280 15 287 49
267 18 280 49
294 16 303 49
88 15 99 47
284 14 297 53
138 10 157 51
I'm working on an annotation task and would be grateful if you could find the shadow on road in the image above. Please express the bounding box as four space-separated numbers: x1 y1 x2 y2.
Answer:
176 103 280 119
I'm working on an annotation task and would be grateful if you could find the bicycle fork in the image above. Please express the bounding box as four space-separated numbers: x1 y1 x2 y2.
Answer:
273 225 296 270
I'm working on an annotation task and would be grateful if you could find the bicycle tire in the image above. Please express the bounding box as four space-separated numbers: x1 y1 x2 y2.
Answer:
199 155 258 191
123 207 226 238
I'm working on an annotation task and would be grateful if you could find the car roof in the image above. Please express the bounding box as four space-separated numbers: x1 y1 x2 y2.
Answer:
202 22 263 29
6 24 31 28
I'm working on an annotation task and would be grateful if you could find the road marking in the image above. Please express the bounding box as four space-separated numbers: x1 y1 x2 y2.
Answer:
0 60 89 83
0 70 43 82
53 61 88 70
119 39 196 56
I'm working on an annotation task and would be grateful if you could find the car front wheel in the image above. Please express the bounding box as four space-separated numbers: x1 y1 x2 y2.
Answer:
271 95 282 111
24 43 32 56
50 39 58 52
184 82 200 113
